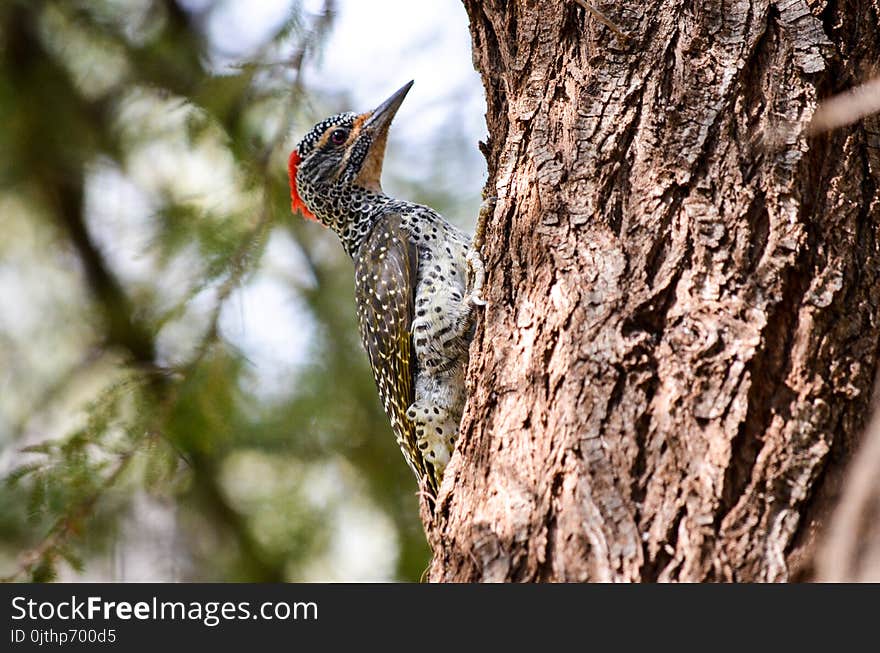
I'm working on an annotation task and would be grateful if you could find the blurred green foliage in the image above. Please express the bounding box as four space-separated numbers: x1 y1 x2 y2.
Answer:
0 0 476 582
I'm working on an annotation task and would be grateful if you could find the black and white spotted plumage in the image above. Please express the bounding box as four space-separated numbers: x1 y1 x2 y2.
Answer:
354 216 423 480
290 83 484 496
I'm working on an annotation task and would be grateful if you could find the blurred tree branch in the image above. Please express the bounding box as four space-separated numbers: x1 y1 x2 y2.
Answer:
818 379 880 581
808 75 880 135
1 0 337 582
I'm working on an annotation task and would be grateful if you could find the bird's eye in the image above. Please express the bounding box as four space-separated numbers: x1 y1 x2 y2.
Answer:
330 128 349 145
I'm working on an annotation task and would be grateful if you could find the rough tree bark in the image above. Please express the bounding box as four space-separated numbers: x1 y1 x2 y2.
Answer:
424 0 880 581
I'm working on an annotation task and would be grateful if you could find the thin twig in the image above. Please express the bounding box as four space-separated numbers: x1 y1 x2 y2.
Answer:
573 0 630 42
1 450 135 582
4 346 104 445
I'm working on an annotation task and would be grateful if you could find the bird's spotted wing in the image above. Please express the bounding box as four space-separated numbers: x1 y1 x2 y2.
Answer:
354 215 426 483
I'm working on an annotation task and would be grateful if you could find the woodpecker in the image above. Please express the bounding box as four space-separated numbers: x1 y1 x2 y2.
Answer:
288 81 485 497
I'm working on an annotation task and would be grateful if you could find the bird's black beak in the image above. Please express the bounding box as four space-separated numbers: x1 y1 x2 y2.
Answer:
363 81 413 134
350 81 413 191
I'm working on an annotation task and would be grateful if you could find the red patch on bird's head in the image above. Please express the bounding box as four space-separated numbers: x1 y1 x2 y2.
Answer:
288 149 317 222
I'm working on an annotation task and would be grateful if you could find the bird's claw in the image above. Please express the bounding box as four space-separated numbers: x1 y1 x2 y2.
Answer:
466 248 486 306
465 193 495 307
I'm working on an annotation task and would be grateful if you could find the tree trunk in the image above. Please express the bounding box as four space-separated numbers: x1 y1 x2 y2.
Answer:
425 0 880 582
